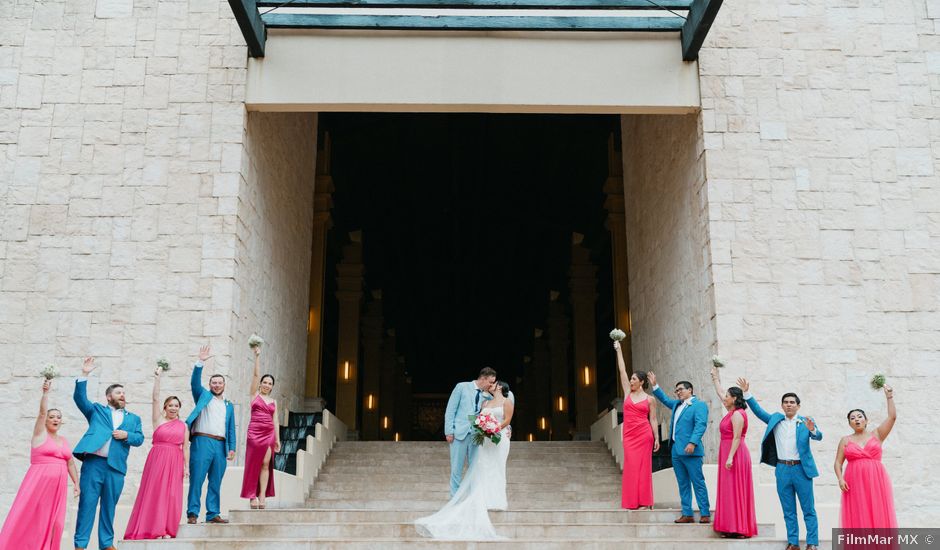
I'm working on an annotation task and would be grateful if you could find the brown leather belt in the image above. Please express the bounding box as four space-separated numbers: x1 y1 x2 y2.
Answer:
193 432 225 441
778 459 801 466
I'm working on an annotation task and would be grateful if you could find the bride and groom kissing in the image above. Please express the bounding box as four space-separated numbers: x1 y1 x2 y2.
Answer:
415 367 515 540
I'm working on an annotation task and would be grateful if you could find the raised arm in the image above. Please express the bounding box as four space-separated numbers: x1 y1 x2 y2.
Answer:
192 345 212 401
249 346 261 397
738 377 772 424
33 379 52 439
649 372 680 409
710 366 725 401
614 341 630 396
875 385 896 442
834 436 849 492
725 410 744 469
151 368 163 429
73 357 97 419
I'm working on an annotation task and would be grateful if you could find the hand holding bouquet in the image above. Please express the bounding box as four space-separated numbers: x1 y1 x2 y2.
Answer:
467 412 502 445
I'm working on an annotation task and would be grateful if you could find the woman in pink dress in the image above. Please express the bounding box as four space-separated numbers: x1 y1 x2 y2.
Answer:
0 378 80 550
124 366 190 539
614 340 659 510
835 384 897 528
241 345 281 508
710 367 757 538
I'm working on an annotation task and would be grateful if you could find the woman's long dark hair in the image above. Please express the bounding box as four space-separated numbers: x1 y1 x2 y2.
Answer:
728 386 747 410
497 380 510 397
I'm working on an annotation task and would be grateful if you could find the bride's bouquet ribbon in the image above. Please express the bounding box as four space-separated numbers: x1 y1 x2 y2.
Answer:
468 412 502 446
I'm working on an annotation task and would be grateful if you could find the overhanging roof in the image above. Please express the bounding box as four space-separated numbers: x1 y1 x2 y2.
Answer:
228 0 721 61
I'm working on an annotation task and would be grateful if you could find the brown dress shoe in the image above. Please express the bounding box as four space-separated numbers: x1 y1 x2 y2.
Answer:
103 547 118 550
207 516 229 524
785 545 801 550
806 546 817 550
187 515 197 524
674 515 695 523
699 516 711 524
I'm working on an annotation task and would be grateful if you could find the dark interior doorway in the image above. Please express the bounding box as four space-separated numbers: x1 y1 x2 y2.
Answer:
318 113 621 439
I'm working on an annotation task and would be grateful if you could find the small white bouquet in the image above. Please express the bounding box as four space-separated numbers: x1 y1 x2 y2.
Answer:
156 357 170 372
40 364 59 380
609 329 626 342
711 355 725 368
870 373 886 391
248 334 265 349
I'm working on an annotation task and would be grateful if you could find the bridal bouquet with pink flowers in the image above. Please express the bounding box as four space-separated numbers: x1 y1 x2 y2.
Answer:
467 412 502 445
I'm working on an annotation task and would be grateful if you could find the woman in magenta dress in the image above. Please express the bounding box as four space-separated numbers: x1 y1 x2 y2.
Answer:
835 384 897 528
614 340 659 510
0 378 80 550
125 365 190 539
241 344 281 508
710 367 757 538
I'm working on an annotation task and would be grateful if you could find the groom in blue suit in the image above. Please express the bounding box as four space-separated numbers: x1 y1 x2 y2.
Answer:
72 357 144 550
739 378 822 550
444 367 497 496
650 372 711 524
186 345 237 524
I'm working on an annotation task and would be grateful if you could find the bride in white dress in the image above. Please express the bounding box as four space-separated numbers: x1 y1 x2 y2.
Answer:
415 380 514 540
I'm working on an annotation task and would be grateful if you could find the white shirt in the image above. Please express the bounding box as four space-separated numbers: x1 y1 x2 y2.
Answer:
774 416 801 461
193 395 227 437
94 406 124 457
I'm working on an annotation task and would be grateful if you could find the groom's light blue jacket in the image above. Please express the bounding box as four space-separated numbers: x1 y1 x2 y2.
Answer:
444 381 487 440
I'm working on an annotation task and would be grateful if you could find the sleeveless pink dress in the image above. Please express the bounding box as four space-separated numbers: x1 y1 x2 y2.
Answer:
621 396 654 509
0 435 72 550
714 409 757 537
124 419 186 539
241 395 277 499
840 435 897 528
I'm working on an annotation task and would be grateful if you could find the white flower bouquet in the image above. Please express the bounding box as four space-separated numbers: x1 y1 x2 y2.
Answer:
711 355 725 368
40 364 59 380
248 334 265 349
609 329 626 342
156 357 170 371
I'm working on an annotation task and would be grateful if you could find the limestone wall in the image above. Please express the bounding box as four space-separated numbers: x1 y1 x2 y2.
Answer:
621 113 719 459
700 0 940 526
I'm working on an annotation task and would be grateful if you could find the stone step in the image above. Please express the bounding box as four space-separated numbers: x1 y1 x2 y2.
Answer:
308 488 623 500
306 498 625 510
313 476 621 490
329 448 614 457
319 464 620 476
332 442 609 450
120 538 787 550
229 508 711 525
323 457 618 466
175 521 776 540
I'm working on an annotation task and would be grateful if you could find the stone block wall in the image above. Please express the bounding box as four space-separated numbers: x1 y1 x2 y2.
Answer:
621 113 720 459
699 0 940 526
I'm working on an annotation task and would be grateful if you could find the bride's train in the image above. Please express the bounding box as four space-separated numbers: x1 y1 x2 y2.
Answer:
415 408 511 540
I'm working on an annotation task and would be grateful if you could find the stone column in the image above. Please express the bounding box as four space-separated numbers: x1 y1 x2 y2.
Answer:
531 331 551 441
569 234 598 435
360 290 384 440
605 135 632 396
335 233 364 430
547 293 571 440
305 134 334 399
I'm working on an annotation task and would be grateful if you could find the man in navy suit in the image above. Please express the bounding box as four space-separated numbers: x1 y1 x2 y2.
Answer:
72 357 144 550
739 378 821 550
649 372 711 524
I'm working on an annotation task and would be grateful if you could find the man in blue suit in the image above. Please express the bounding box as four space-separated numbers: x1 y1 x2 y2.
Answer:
444 366 497 496
185 345 237 524
649 372 710 524
739 378 822 550
72 357 144 550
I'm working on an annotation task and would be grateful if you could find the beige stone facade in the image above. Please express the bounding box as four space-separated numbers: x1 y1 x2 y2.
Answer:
0 0 937 537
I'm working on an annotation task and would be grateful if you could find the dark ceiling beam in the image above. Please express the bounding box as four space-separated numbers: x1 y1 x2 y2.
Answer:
680 0 721 61
257 0 692 8
261 13 685 31
229 0 267 57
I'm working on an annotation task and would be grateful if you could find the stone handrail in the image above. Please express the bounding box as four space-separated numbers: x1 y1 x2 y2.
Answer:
294 409 347 498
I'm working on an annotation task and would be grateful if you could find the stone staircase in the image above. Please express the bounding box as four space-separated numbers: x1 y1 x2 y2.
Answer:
121 441 782 549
